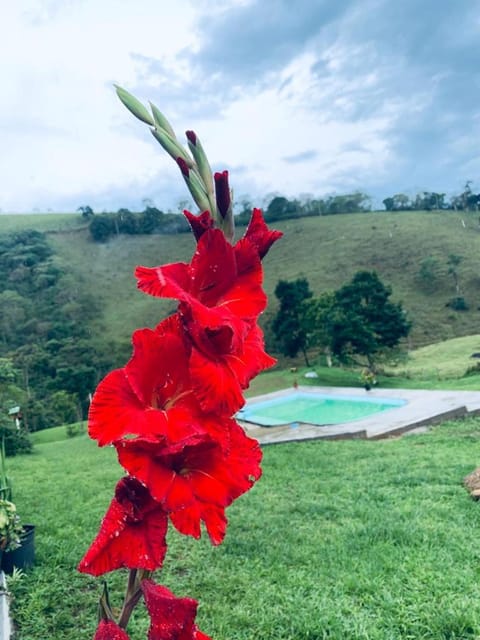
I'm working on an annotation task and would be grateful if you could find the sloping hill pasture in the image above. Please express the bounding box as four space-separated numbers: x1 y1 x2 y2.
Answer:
40 209 480 352
0 212 87 233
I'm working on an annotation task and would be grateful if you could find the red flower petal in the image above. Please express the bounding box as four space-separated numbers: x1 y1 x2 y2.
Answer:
243 207 283 258
183 210 214 241
198 504 228 546
169 504 202 540
94 620 130 640
189 348 245 415
224 420 263 500
141 580 212 640
188 229 236 305
225 323 277 389
126 328 190 408
88 325 202 446
115 436 233 511
78 477 168 576
88 368 165 446
135 262 190 300
168 488 228 545
188 323 275 415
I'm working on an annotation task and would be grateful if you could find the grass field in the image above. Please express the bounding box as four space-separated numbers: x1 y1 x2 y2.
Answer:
385 334 480 379
7 416 480 639
0 212 86 232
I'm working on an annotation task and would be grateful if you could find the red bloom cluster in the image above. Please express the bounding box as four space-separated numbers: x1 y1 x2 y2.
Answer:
80 208 281 638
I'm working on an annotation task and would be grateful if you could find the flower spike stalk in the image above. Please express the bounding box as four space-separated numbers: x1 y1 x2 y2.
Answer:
114 85 233 240
81 86 282 639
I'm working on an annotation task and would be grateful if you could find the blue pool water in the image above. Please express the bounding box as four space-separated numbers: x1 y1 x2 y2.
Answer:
237 391 406 427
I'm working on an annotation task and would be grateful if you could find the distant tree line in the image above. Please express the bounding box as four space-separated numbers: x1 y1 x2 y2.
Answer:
84 181 480 243
86 193 373 242
382 182 480 212
0 230 116 432
88 207 190 242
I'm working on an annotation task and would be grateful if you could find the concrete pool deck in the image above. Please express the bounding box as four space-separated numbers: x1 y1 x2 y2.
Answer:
239 386 480 445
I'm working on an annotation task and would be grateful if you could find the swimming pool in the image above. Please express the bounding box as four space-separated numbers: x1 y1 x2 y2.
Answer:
237 391 407 427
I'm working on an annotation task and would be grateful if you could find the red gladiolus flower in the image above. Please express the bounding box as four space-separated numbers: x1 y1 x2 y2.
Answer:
135 229 274 414
94 619 130 640
79 477 168 576
135 228 266 319
88 324 204 446
186 319 276 415
115 434 231 510
141 580 212 640
115 420 261 544
169 419 262 544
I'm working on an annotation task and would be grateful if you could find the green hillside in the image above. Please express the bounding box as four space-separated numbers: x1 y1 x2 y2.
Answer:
5 209 480 350
0 212 87 233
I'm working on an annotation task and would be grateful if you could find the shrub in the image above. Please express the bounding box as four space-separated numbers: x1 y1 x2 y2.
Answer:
89 215 115 242
446 296 469 311
66 421 86 438
0 427 33 456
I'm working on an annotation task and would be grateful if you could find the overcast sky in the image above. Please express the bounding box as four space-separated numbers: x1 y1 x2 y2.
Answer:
1 0 479 213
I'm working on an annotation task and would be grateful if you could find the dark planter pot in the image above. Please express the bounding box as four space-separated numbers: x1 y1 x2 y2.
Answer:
364 384 371 391
2 524 35 574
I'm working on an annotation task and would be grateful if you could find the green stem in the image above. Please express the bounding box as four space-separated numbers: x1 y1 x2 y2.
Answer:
118 569 151 629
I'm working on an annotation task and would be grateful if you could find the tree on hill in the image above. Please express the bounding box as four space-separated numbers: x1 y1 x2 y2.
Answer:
272 278 313 365
89 215 116 242
413 192 446 211
302 292 336 365
447 254 463 294
324 271 411 370
382 193 412 211
325 192 371 214
77 205 94 218
272 273 410 370
266 196 299 221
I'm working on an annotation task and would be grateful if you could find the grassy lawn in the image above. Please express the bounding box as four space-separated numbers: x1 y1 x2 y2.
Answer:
29 423 86 445
7 417 480 639
246 361 480 397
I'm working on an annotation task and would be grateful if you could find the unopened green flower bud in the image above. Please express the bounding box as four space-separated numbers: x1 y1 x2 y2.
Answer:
115 85 155 126
186 130 216 217
151 129 193 167
150 103 176 139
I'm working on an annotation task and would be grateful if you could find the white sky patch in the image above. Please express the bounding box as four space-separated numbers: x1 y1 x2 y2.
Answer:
1 1 479 211
0 0 199 211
